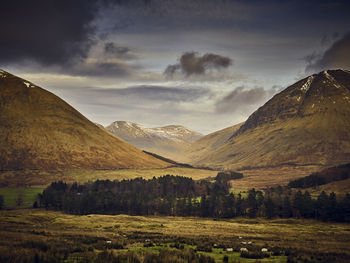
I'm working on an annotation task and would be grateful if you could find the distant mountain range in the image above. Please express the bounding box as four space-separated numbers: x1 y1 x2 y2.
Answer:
105 121 203 160
0 70 170 170
184 69 350 170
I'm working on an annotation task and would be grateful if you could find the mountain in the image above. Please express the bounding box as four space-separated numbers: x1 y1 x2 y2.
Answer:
178 122 243 163
189 69 350 170
106 121 203 160
0 70 170 170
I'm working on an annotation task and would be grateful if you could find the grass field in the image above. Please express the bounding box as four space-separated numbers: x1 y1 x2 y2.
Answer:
0 187 44 208
0 209 349 262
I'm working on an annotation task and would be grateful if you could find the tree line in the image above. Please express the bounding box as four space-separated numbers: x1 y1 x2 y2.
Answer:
289 163 350 188
37 175 350 222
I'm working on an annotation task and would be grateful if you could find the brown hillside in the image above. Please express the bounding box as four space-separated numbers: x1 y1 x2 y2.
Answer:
0 70 169 170
178 122 243 163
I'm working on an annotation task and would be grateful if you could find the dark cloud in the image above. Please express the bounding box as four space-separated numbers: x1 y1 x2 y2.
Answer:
104 42 136 60
0 0 110 66
215 86 279 114
164 52 232 77
306 32 350 72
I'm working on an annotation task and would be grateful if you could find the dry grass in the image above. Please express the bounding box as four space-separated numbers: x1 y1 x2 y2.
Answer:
229 165 319 191
0 167 218 187
0 209 349 258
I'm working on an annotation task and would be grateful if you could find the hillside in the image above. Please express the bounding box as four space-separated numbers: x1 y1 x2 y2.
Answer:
178 122 243 163
106 121 203 160
190 69 350 171
0 70 170 170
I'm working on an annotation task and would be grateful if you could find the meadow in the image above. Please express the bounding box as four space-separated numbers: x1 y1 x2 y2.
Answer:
0 209 349 262
0 187 44 208
1 168 350 262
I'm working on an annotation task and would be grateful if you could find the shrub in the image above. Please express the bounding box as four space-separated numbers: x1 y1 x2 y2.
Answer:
0 195 4 210
240 250 270 259
196 243 212 252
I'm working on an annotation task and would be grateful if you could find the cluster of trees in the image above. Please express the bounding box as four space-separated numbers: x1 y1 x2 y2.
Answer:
0 195 3 210
38 175 229 216
289 163 350 188
37 175 350 222
262 187 350 221
215 171 243 182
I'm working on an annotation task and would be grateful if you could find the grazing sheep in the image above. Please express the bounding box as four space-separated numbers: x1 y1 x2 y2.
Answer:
226 248 233 252
261 248 268 252
106 240 112 244
240 247 248 252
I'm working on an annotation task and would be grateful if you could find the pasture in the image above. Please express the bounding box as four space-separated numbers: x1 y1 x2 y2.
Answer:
0 209 349 262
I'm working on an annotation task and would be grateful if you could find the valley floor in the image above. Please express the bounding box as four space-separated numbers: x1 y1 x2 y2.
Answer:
0 167 218 187
0 209 349 262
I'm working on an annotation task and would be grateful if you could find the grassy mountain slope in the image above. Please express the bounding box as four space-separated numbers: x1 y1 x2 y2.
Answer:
178 122 243 163
0 70 169 170
191 69 350 170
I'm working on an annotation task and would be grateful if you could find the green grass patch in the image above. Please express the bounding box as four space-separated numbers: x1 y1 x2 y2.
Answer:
0 187 44 208
198 248 287 263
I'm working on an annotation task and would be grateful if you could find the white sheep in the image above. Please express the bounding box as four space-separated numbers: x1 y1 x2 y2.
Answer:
261 248 268 252
240 247 248 253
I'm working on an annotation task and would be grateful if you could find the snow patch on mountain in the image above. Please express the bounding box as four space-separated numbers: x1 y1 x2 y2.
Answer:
301 75 315 92
107 121 202 143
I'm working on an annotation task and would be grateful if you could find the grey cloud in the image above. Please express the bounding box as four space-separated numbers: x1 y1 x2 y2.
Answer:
49 84 213 132
104 42 136 60
306 32 350 72
92 85 212 102
215 86 279 114
164 52 232 77
67 61 135 77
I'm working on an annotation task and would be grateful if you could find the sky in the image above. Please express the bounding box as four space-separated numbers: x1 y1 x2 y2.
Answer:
1 0 350 134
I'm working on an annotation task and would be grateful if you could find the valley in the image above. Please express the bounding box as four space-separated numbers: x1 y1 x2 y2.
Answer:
2 1 350 262
1 69 350 262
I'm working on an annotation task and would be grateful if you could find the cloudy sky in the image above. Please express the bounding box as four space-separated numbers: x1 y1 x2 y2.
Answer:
1 0 350 134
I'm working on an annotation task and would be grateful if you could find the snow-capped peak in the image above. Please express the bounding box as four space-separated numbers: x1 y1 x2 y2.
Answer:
0 69 8 78
323 70 343 89
106 121 202 143
300 75 315 92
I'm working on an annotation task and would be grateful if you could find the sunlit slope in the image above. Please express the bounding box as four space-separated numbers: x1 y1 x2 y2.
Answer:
179 123 243 163
0 70 169 170
193 69 350 169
